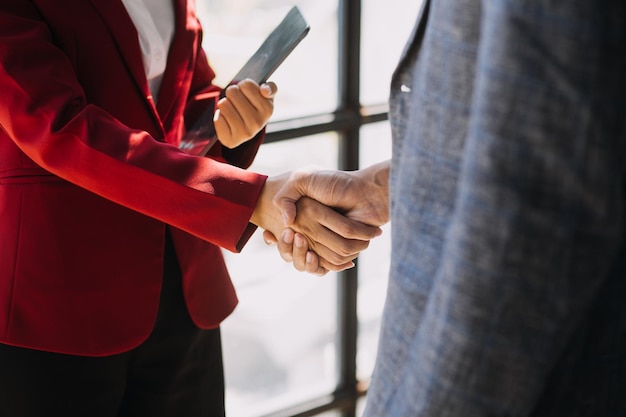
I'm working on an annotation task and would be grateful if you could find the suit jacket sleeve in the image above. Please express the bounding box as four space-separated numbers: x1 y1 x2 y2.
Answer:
391 0 626 414
0 2 266 252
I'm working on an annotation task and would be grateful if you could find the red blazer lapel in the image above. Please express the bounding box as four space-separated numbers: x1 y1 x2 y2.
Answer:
87 0 199 128
89 0 163 129
87 0 151 100
87 0 189 135
156 0 198 120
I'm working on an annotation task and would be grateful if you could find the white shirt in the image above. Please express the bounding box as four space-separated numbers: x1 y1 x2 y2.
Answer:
121 0 175 101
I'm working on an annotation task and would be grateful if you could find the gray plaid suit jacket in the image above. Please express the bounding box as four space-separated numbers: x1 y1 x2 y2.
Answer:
363 0 626 415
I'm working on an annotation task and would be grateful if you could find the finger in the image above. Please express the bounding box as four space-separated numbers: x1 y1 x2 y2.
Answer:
221 86 253 135
305 251 326 276
293 198 373 263
237 79 274 119
214 98 245 147
285 232 341 275
277 228 295 263
263 230 277 246
272 172 309 226
302 237 362 267
291 233 309 272
291 233 347 276
291 221 363 266
313 202 382 241
277 199 297 227
317 256 354 272
294 226 369 265
237 79 275 101
213 107 232 139
260 81 278 98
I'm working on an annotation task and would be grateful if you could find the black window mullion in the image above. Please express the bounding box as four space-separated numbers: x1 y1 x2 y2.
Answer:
336 0 362 417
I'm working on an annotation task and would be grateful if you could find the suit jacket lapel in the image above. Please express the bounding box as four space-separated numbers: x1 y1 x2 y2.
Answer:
389 0 431 153
392 0 431 86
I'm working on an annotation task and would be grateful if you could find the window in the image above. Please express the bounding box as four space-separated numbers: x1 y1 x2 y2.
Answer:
197 1 420 416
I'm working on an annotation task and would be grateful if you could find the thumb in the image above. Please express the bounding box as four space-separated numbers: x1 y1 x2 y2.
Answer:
262 230 278 246
272 172 310 227
272 168 326 226
273 192 298 227
260 82 277 99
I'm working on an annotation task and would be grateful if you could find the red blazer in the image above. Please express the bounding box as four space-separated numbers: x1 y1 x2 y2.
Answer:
0 0 267 356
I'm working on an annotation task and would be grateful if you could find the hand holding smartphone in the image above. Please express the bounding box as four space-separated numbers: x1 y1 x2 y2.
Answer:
181 6 310 156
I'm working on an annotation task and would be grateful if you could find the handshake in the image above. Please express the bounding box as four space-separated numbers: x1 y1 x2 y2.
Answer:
249 160 391 276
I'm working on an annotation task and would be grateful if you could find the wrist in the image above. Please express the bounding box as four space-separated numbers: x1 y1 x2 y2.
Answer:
250 174 287 228
250 180 270 228
360 160 390 194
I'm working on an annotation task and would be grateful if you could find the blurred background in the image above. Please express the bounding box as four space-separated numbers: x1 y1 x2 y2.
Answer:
195 1 421 416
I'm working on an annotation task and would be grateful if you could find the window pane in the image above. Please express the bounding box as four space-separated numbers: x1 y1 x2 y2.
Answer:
360 0 422 105
316 411 342 417
357 395 367 416
221 134 340 417
357 122 392 382
196 1 339 120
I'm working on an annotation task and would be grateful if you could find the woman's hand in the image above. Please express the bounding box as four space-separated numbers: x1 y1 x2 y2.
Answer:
263 229 328 276
213 79 277 149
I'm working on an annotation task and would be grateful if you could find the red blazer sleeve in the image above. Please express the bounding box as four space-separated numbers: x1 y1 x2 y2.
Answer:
0 2 266 252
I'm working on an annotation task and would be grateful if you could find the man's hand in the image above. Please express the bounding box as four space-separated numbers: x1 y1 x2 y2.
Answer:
213 79 277 149
273 160 391 227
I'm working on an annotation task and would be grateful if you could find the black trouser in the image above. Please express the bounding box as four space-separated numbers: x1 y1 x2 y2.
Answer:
0 232 225 417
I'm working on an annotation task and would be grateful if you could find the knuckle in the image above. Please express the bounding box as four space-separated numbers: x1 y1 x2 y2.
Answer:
243 125 256 138
339 224 355 238
247 120 260 133
335 240 357 257
239 79 255 89
224 85 240 99
329 250 352 264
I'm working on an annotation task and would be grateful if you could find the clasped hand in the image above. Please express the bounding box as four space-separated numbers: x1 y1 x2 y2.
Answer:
251 171 383 276
254 162 391 276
